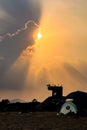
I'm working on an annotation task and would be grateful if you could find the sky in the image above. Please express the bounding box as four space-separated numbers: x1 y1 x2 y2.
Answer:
0 0 87 101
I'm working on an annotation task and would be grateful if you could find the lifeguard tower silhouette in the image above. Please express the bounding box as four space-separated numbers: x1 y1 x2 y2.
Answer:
47 84 63 99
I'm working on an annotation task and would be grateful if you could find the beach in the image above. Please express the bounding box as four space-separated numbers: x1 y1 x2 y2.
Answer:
0 112 87 130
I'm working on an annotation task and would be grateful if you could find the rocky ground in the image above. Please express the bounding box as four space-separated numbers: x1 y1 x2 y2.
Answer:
0 112 87 130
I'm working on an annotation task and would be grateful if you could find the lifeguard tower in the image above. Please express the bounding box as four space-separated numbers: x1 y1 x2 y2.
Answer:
47 84 63 99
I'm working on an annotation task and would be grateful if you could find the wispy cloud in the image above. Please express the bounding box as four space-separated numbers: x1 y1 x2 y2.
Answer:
0 20 40 42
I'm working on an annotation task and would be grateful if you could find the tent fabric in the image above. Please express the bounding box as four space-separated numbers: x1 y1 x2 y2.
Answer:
59 101 77 115
66 91 87 100
65 91 87 110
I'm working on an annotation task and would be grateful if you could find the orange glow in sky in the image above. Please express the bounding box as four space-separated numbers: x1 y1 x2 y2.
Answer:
28 0 87 99
0 0 87 102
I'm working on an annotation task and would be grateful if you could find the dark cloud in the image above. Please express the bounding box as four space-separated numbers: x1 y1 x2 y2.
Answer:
0 0 42 34
0 60 30 90
0 0 42 90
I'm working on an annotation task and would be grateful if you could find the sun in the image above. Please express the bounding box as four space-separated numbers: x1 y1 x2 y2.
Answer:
37 32 42 40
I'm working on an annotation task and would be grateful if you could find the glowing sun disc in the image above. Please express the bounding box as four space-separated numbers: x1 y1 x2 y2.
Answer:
37 32 42 40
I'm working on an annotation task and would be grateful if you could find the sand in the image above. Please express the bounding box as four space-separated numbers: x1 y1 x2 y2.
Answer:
0 112 87 130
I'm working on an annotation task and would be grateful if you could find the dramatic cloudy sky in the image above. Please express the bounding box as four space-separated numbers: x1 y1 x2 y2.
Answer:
0 0 87 101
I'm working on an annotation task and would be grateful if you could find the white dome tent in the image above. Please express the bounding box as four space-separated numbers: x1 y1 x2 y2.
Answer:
59 101 77 115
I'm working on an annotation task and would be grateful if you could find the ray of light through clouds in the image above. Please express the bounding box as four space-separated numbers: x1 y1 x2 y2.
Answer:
30 0 87 99
0 0 87 101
